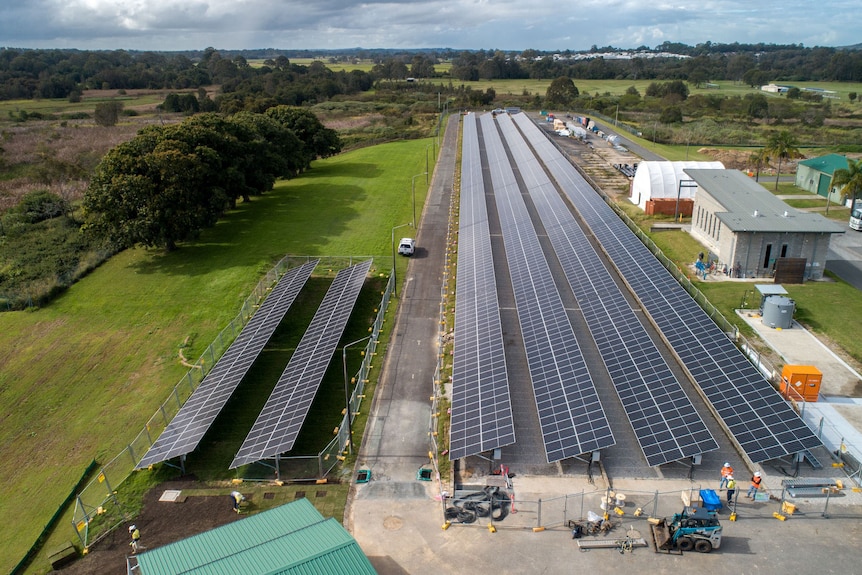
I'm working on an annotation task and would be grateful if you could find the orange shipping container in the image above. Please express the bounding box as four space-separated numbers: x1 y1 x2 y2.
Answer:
780 365 822 402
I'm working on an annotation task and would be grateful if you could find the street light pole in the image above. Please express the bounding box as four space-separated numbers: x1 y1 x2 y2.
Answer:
391 222 412 296
342 336 371 455
411 172 427 228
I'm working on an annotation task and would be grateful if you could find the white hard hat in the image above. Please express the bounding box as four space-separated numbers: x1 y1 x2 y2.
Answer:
727 475 733 480
724 462 730 467
754 471 762 477
129 525 136 532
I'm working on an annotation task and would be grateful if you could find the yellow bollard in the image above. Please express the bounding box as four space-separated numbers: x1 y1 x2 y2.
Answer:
773 512 786 521
488 523 497 533
442 521 451 530
532 526 545 532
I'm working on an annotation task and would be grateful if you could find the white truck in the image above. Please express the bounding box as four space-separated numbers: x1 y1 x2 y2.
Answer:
849 200 862 231
398 237 416 256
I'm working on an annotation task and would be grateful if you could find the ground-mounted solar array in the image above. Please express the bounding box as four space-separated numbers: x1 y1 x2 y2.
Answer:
137 260 319 469
511 112 822 463
231 259 372 468
450 113 516 460
496 113 718 467
478 112 614 462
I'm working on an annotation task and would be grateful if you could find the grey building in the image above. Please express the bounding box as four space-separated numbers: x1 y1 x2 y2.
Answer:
685 169 844 280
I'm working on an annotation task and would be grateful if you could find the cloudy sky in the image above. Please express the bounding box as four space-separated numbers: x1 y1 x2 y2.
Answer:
2 0 859 52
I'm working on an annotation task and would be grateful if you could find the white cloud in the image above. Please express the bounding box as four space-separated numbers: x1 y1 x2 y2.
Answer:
0 0 859 50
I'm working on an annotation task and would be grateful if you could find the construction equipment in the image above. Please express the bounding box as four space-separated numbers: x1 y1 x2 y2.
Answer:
650 507 722 553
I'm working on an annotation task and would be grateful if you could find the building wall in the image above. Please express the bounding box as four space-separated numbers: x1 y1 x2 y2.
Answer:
795 164 819 194
691 188 832 280
795 165 842 203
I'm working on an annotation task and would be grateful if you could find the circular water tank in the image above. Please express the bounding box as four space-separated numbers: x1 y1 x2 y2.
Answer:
762 296 795 329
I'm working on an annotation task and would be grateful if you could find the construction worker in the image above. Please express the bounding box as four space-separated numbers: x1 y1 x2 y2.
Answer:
747 471 763 499
230 490 245 513
726 476 736 504
719 462 734 489
129 525 141 554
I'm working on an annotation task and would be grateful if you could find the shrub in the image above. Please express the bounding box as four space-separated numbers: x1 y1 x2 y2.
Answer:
15 190 68 223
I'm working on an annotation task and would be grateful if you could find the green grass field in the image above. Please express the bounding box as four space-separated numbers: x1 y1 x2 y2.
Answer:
0 137 432 575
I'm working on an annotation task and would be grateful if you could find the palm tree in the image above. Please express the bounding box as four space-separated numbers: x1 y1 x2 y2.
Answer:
832 157 862 209
764 130 802 190
748 148 770 182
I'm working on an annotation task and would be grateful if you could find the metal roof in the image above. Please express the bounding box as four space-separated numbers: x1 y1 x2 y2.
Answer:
684 168 845 234
135 498 377 575
797 154 850 176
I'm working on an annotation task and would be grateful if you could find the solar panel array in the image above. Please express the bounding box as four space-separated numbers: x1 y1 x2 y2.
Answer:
496 114 717 466
512 112 822 463
450 113 516 460
479 113 614 462
137 260 319 469
231 259 372 468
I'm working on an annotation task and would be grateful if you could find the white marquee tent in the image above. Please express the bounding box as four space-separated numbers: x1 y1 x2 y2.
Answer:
629 161 724 210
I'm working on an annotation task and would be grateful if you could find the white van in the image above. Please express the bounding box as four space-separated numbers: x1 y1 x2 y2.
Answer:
398 237 416 256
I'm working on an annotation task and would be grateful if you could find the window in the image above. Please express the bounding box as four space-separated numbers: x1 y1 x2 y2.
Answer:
763 244 772 268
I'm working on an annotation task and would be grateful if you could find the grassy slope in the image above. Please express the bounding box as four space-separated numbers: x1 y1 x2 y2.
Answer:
0 137 432 574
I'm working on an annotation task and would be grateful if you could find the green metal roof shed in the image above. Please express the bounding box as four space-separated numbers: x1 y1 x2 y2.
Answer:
797 153 850 176
795 153 850 198
131 498 377 575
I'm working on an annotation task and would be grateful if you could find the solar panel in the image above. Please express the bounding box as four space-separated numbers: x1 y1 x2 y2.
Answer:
450 113 515 460
496 114 717 466
231 259 373 468
512 112 821 463
479 113 614 462
137 260 318 469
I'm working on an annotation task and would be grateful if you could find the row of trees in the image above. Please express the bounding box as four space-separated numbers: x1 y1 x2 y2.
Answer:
83 107 340 250
4 43 862 103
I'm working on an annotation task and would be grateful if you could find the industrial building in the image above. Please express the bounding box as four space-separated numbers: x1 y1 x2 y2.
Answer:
686 169 844 281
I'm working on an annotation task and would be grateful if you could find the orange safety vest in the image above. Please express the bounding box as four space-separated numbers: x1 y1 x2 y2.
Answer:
751 475 762 488
721 466 733 478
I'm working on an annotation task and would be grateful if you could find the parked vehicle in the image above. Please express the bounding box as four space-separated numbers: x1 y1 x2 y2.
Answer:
398 237 416 256
849 200 862 231
651 507 722 553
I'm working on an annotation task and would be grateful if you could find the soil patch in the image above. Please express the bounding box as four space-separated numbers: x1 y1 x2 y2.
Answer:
57 479 242 575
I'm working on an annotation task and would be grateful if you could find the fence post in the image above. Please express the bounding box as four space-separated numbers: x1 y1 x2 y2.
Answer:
537 498 542 528
822 488 831 518
653 491 659 518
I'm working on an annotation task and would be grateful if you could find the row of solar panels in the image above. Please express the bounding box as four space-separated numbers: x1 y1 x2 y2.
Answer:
138 259 372 470
450 111 820 466
509 111 821 464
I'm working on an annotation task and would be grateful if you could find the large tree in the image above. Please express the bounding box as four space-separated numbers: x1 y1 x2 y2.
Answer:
83 129 229 251
265 106 342 171
545 76 579 108
83 111 300 250
832 158 862 208
764 130 802 190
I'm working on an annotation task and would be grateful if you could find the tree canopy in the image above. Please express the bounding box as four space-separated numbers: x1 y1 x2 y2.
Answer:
83 108 339 250
545 77 580 108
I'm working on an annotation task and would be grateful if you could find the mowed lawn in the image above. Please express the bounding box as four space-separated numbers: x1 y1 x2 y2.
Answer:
0 137 432 574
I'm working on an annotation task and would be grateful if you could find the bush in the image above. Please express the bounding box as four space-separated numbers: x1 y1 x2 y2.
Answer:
15 190 68 223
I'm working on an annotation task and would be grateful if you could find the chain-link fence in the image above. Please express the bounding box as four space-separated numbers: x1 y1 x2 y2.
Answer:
69 255 377 549
444 483 862 533
260 273 393 482
428 119 458 508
